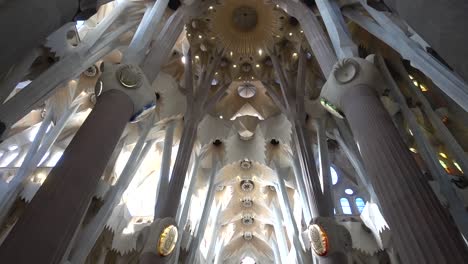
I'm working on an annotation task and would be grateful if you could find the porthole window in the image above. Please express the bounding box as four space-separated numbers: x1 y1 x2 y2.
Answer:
344 188 354 195
340 198 352 215
330 166 338 185
355 197 366 213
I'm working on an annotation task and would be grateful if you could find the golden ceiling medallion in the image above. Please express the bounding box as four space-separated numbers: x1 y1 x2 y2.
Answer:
309 224 329 256
210 0 282 57
157 225 178 257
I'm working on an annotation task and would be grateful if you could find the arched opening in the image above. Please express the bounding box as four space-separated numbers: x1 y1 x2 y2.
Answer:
355 197 366 213
340 197 352 215
330 166 338 185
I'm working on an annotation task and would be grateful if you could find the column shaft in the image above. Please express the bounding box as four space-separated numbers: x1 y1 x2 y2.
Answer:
154 120 197 219
0 90 133 264
153 121 176 219
342 85 468 263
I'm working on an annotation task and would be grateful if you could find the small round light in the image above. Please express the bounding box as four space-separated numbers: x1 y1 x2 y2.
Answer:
345 188 354 195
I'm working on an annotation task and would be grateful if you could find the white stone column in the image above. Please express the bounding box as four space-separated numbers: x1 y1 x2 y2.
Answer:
314 117 334 213
185 161 219 263
275 168 310 264
272 199 289 264
153 121 176 219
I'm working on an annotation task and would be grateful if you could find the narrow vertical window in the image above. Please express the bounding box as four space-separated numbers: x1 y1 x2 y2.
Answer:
330 166 338 185
355 197 366 213
340 198 352 215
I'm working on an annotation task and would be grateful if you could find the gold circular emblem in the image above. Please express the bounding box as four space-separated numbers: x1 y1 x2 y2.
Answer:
158 225 178 256
309 224 329 256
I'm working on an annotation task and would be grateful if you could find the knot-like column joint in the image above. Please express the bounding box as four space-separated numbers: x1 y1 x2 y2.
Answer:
96 63 156 122
320 56 382 118
309 217 351 260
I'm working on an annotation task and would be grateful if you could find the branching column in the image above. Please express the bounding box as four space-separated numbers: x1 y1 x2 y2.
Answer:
139 48 226 263
321 57 468 263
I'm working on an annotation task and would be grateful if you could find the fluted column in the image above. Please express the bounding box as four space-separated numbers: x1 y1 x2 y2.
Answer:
272 200 289 264
0 90 133 264
184 161 219 263
276 167 309 263
321 57 468 263
0 62 155 264
153 121 176 217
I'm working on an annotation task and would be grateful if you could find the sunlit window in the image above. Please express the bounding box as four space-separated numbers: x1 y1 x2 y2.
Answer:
355 197 366 213
0 150 20 167
241 256 256 264
330 166 338 185
344 188 354 195
340 198 352 215
46 151 63 167
76 20 85 29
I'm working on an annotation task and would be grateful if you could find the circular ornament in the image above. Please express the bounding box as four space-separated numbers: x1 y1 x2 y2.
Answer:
240 160 253 170
309 224 329 256
333 59 359 84
84 65 98 77
116 65 142 89
240 179 254 192
158 225 178 257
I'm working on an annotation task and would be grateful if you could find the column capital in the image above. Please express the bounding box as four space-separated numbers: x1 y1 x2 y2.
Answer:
320 56 382 118
96 63 156 122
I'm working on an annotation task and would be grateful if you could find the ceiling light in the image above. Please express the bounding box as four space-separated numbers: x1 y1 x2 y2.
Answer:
454 162 463 173
420 84 428 92
181 56 186 64
289 32 293 36
233 64 237 68
187 33 191 37
292 52 298 58
258 49 263 56
208 6 213 10
219 115 223 119
300 30 304 33
439 152 448 159
439 160 448 169
195 55 200 59
230 51 233 56
255 64 260 68
409 75 414 80
409 148 417 153
412 80 419 86
198 35 202 39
